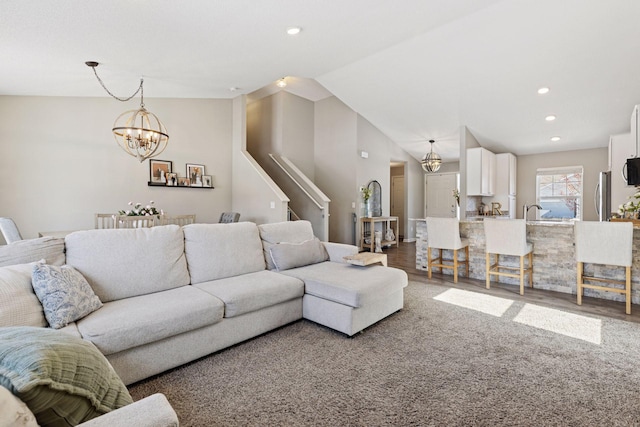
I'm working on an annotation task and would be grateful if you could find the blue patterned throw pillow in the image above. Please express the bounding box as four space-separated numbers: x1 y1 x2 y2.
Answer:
31 264 102 329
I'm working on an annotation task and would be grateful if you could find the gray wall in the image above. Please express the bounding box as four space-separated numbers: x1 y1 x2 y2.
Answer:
516 147 608 221
315 97 358 244
0 95 233 241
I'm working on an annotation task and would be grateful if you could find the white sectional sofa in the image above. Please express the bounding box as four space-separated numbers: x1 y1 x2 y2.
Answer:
0 220 408 426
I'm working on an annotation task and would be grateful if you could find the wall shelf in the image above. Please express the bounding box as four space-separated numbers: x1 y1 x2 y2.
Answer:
147 182 214 189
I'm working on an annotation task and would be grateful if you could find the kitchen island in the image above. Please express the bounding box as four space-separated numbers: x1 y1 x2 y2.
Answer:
414 218 640 305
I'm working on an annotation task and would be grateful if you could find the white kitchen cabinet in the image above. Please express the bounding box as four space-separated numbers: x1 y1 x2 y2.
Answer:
609 132 636 211
467 147 496 196
494 153 516 196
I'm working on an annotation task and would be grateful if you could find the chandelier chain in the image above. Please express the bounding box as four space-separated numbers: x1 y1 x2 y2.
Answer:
90 66 144 104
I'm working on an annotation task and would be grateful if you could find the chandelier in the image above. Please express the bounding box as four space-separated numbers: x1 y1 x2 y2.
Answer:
86 61 169 162
421 139 442 173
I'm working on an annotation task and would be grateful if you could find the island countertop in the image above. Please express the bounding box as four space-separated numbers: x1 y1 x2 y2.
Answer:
414 219 639 305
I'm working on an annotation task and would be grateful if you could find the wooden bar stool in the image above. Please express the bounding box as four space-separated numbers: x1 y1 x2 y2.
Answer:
484 219 533 295
425 217 469 283
575 221 633 314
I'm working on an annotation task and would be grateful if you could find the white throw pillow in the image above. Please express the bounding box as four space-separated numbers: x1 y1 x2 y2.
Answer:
31 264 102 329
0 386 38 427
268 237 329 271
0 262 47 327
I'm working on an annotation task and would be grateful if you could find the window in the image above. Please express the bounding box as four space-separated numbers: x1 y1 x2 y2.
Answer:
536 166 583 220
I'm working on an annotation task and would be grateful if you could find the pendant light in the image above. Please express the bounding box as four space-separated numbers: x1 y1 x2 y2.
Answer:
421 139 442 172
86 61 169 163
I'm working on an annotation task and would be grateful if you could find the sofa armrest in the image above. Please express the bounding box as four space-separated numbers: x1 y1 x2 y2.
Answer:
322 242 358 263
77 394 179 427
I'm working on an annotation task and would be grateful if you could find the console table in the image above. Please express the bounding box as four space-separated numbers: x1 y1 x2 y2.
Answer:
359 216 398 252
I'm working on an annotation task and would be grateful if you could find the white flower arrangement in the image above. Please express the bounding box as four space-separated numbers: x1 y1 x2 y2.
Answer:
618 191 640 217
118 201 162 216
360 186 372 202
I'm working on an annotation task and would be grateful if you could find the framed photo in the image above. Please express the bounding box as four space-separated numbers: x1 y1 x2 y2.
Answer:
149 159 172 184
186 163 205 187
166 173 177 187
178 177 191 187
202 175 213 188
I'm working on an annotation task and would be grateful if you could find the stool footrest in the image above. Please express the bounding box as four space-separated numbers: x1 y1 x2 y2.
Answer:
580 276 627 294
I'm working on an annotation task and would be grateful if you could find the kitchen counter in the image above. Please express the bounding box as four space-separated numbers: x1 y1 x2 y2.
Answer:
415 219 639 305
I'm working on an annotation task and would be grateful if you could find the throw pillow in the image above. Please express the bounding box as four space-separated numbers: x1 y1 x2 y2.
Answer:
0 261 47 328
268 237 329 271
31 263 102 329
0 327 133 426
0 385 38 427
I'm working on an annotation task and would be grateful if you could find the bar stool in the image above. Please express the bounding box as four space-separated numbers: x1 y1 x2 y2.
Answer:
426 217 469 283
484 219 533 295
575 221 633 314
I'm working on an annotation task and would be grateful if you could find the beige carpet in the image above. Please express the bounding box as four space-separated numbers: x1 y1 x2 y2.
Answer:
129 281 640 426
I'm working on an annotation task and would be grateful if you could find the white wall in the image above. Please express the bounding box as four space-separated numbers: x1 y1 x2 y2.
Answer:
459 126 481 219
0 95 233 241
516 147 608 221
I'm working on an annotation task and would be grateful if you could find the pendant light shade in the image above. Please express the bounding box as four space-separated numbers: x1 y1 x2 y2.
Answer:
421 139 442 172
86 61 169 162
112 107 169 162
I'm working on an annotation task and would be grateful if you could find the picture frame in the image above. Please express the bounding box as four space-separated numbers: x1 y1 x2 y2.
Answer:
202 175 212 188
149 159 172 184
186 163 205 187
166 173 177 187
178 177 191 187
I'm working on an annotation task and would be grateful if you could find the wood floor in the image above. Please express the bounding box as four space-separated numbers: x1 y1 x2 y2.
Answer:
384 241 640 324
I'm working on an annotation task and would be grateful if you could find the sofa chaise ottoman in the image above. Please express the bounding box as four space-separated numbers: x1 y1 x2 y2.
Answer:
258 220 408 336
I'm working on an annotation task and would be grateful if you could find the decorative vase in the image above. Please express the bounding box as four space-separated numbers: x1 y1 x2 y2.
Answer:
364 199 372 217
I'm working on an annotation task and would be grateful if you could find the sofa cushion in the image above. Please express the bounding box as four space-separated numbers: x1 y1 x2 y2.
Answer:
184 222 266 284
279 262 408 308
77 286 224 355
0 237 65 268
32 263 103 329
268 237 329 271
65 225 190 302
258 220 315 270
0 262 47 328
194 270 304 318
0 327 133 427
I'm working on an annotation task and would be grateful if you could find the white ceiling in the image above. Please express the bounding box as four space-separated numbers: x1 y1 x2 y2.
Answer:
2 0 640 162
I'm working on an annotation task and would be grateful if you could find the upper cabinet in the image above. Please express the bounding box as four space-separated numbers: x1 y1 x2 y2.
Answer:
467 147 496 196
609 132 635 210
495 153 517 196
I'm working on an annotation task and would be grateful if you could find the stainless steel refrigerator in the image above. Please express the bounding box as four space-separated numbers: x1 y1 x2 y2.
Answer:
595 171 612 221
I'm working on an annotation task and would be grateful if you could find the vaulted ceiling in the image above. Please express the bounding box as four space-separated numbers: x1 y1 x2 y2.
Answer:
2 0 640 162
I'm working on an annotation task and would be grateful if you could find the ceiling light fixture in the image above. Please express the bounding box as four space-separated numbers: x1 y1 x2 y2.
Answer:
86 61 168 163
545 115 557 121
537 87 550 94
550 136 561 142
276 77 287 88
286 27 301 35
421 139 442 173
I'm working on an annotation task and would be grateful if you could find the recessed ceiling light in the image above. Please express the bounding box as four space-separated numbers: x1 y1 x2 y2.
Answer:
276 77 287 88
537 87 550 95
550 136 561 142
229 87 238 92
545 115 556 121
286 27 301 35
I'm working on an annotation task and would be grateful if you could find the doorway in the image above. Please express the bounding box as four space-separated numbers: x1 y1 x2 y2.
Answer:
390 163 405 240
426 173 459 218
